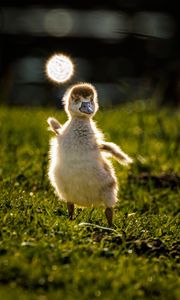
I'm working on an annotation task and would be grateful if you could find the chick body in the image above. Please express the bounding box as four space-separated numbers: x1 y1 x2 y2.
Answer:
49 117 117 208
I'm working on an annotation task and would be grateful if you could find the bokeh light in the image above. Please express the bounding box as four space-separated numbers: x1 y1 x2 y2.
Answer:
44 9 73 37
46 54 74 83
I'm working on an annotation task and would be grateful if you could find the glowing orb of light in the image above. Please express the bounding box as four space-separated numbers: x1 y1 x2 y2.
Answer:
46 54 74 83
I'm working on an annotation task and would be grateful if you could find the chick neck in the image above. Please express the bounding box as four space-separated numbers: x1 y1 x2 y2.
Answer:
69 114 92 123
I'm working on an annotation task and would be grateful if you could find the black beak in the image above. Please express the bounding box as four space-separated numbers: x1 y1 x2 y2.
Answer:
79 101 94 114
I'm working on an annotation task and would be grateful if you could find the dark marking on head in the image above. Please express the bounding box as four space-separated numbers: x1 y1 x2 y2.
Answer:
71 86 94 99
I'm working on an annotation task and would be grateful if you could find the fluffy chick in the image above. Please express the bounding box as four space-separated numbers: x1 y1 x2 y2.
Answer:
47 83 133 226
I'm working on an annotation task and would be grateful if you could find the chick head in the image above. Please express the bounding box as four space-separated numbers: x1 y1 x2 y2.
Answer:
63 83 99 118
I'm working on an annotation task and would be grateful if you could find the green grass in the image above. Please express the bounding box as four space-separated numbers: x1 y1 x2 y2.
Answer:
0 101 179 300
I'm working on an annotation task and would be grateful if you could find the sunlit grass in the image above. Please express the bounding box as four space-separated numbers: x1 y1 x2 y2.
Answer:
0 102 179 300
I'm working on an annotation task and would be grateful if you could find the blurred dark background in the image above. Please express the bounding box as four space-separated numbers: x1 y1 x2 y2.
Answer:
0 0 180 108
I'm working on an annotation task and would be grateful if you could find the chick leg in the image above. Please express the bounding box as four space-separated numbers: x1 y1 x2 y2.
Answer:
67 202 74 220
105 207 113 227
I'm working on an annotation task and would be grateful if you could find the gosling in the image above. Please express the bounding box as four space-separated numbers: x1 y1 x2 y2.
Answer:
47 83 132 226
